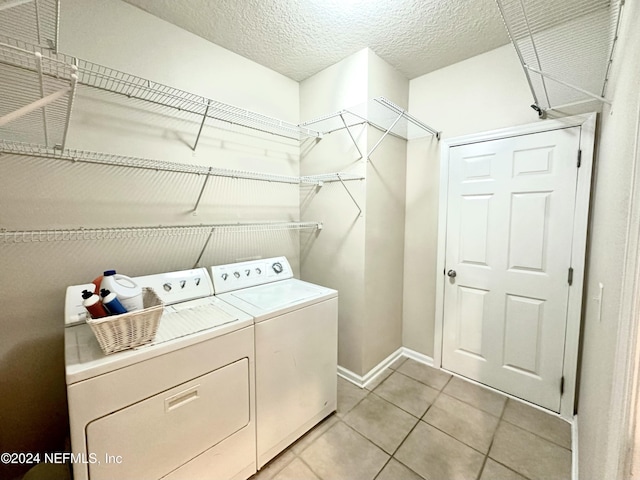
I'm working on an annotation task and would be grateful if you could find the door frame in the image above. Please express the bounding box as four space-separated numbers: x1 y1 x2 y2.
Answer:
434 113 596 419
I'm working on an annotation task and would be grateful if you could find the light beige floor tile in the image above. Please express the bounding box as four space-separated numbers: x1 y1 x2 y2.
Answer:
397 359 451 390
395 421 485 480
300 422 389 480
502 399 572 449
489 421 572 480
291 414 339 454
373 371 439 417
423 393 500 453
337 376 368 417
375 459 425 480
272 458 320 480
365 368 393 391
343 394 419 454
443 376 507 417
251 451 296 480
479 459 527 480
389 356 407 370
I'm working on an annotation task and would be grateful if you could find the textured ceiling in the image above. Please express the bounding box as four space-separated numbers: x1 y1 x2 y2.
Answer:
122 0 511 81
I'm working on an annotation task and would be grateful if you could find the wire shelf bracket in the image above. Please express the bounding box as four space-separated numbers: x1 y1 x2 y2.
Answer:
300 96 441 159
495 0 624 114
0 42 78 147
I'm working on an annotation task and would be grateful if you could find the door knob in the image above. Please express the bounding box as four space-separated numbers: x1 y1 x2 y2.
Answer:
447 270 457 278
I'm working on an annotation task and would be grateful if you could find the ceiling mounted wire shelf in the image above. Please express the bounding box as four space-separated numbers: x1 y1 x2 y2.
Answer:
0 41 77 148
496 0 624 113
300 97 440 141
0 0 59 51
0 222 323 243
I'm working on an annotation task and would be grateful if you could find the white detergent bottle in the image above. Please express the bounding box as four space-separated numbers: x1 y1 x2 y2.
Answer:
100 270 144 312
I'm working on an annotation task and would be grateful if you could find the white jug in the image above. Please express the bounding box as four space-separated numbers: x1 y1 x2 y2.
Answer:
100 270 144 312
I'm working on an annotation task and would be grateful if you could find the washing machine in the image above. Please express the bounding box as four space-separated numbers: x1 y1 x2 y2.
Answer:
211 257 338 468
64 267 256 480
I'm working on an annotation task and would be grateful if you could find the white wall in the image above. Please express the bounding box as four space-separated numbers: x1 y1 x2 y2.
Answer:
300 48 410 376
363 50 408 372
300 49 369 375
0 2 300 478
403 45 538 357
577 1 640 477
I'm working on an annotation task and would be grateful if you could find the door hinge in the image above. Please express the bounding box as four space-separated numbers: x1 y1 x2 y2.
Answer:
560 376 565 395
577 150 582 168
568 267 574 286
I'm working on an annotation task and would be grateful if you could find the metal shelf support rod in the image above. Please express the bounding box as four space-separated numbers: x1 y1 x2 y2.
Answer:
0 85 69 127
34 0 42 45
339 113 364 159
495 0 541 109
337 173 362 216
524 65 612 104
192 227 215 269
367 111 404 159
374 98 441 139
60 71 77 151
192 167 213 215
34 51 49 147
0 0 34 12
517 0 552 108
192 99 210 151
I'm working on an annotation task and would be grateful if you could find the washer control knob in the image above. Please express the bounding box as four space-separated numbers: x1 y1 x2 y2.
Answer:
163 283 172 292
221 273 228 281
256 268 262 275
180 280 186 289
245 269 251 276
195 277 201 286
234 271 241 279
272 262 283 274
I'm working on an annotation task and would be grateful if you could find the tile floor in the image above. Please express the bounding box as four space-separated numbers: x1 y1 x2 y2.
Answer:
251 357 572 480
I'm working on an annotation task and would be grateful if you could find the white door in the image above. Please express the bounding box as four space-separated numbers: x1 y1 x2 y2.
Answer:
442 127 581 412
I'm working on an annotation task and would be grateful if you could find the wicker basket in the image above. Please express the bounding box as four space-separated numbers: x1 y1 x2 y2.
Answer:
87 288 164 355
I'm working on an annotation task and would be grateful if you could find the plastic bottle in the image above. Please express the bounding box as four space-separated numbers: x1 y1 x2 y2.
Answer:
91 275 103 294
100 270 144 312
100 288 128 315
81 290 108 318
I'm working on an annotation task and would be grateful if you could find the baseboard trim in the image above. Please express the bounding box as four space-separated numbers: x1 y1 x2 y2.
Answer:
572 414 579 480
337 347 434 388
401 347 434 367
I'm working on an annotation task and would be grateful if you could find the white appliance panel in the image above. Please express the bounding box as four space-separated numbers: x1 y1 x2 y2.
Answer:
255 297 338 467
87 359 249 480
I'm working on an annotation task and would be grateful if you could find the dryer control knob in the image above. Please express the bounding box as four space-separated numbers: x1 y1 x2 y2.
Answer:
195 277 201 286
180 280 186 289
221 273 228 281
272 262 283 274
245 269 251 276
234 271 241 278
256 268 262 275
163 283 172 292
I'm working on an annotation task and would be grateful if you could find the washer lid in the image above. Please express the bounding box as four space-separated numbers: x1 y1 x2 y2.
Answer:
218 278 337 321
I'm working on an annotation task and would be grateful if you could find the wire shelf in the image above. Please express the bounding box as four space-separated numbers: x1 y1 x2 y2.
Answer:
0 222 323 243
300 97 440 141
0 36 321 144
496 0 623 112
0 140 304 184
0 0 59 51
300 173 365 184
0 41 76 148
